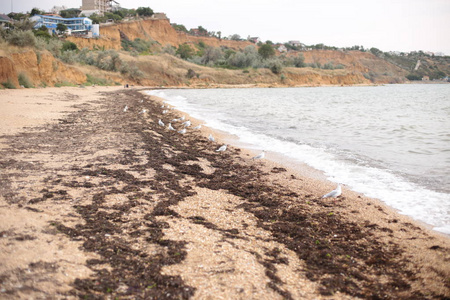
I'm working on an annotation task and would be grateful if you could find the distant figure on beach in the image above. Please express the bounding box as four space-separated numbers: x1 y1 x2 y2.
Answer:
168 123 175 131
158 119 165 127
252 150 265 160
216 144 227 152
322 184 342 199
178 128 186 134
123 105 128 112
208 134 215 142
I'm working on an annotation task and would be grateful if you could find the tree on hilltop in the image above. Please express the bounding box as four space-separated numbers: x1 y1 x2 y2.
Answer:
258 43 275 59
136 7 154 17
30 8 44 16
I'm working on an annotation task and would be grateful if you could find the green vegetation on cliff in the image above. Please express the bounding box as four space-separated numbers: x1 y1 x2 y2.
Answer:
0 8 449 88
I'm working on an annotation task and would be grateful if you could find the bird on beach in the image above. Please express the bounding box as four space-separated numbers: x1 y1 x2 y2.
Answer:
168 123 175 131
216 144 227 152
182 120 191 127
252 150 265 160
139 109 147 114
158 119 165 127
193 125 202 130
208 134 215 142
162 110 168 114
178 128 187 134
179 116 185 121
123 105 128 112
322 184 342 199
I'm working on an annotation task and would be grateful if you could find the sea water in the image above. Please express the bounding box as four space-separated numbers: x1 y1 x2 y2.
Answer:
146 84 450 235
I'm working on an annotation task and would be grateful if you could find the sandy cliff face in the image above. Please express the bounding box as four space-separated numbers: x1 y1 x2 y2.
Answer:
0 19 408 88
1 50 86 88
68 19 253 51
301 50 407 82
0 56 19 87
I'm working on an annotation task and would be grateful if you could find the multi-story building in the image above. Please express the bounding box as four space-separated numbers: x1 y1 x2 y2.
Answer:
81 0 116 16
30 15 98 37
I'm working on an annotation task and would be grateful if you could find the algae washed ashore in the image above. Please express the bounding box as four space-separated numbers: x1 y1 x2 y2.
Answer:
2 86 450 299
147 84 450 235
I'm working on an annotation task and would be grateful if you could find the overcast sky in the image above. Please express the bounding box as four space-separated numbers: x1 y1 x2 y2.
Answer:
1 0 449 54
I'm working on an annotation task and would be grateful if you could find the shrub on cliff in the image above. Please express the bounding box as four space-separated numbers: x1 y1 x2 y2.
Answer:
269 60 283 74
120 62 144 80
6 30 36 47
227 46 259 68
176 44 195 59
18 72 34 88
62 41 78 52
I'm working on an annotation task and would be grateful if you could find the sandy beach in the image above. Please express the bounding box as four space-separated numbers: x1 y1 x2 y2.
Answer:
0 86 449 299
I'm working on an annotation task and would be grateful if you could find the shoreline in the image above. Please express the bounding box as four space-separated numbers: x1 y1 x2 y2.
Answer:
1 86 449 298
145 87 450 238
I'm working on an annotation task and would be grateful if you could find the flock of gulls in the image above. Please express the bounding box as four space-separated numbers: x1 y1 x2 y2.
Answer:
123 99 342 199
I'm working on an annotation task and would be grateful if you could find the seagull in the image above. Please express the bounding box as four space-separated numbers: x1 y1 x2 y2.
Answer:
182 120 191 127
252 150 265 160
162 110 168 114
179 116 185 121
216 144 227 152
139 109 147 114
123 105 128 112
193 125 202 130
208 134 215 142
322 184 342 199
158 119 165 126
161 104 165 108
178 128 186 134
168 123 175 130
171 118 179 122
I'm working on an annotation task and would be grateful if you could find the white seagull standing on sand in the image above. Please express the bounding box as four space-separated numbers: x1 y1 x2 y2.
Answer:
208 134 215 142
139 109 147 114
168 123 175 131
183 120 191 127
123 105 128 112
252 150 265 160
158 119 165 127
179 116 185 121
162 110 168 114
216 144 227 152
193 125 202 130
322 184 342 199
178 128 187 134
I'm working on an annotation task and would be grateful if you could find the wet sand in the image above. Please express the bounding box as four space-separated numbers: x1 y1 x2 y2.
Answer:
0 86 449 299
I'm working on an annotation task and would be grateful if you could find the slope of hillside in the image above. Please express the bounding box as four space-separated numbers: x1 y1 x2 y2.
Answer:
67 19 253 51
1 18 439 89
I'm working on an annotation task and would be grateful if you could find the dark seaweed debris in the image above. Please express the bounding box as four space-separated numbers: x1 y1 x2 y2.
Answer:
0 88 448 299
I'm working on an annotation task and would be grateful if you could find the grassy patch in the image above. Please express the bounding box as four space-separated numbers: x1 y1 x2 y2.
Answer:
85 74 113 86
1 79 17 89
54 81 77 87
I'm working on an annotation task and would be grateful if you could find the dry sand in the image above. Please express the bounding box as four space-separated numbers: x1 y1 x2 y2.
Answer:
0 86 449 299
